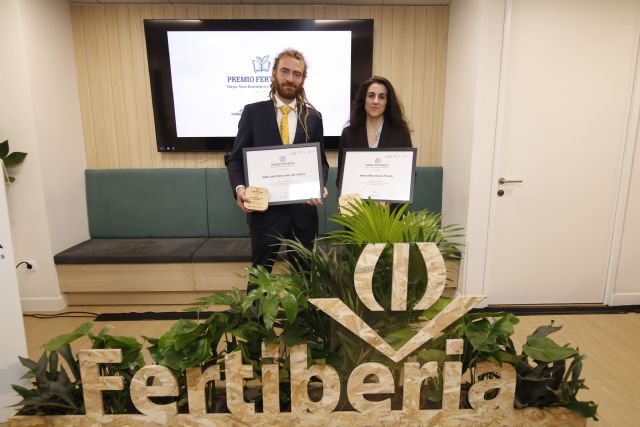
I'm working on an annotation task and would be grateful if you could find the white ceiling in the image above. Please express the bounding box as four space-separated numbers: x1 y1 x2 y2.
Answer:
69 0 450 5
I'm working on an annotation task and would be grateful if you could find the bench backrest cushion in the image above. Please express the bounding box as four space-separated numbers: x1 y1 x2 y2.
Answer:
85 166 442 239
86 169 209 238
206 169 250 237
412 166 443 214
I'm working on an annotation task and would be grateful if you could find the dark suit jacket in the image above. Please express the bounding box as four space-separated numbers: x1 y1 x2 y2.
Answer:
227 99 329 230
336 122 412 188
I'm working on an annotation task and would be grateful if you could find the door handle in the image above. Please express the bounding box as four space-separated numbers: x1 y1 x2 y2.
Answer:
498 177 523 185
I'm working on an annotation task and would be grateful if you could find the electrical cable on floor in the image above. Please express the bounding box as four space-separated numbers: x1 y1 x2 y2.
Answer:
24 311 99 319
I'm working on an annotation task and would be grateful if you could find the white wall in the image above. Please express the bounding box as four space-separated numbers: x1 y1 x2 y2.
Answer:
0 177 29 422
0 112 29 422
442 0 505 300
23 0 89 255
0 0 88 311
613 115 640 305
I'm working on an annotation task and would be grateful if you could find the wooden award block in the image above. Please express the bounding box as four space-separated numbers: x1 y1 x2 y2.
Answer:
338 193 362 215
244 187 269 212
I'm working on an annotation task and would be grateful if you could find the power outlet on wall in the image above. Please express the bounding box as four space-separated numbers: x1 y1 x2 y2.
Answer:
25 259 37 271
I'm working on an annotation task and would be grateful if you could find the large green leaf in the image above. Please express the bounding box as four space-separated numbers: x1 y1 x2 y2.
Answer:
465 319 496 352
43 322 92 351
4 151 27 167
18 356 38 373
280 291 298 324
523 335 577 362
173 323 207 351
262 293 279 330
564 401 599 420
177 338 213 370
11 385 37 399
492 315 516 340
92 335 143 369
531 322 563 337
0 140 8 158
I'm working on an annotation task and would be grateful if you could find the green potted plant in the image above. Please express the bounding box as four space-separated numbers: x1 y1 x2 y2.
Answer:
9 201 596 424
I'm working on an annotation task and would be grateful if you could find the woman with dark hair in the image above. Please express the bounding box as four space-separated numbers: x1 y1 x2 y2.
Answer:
337 76 412 187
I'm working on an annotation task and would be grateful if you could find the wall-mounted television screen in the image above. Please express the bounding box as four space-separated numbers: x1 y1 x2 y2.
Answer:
144 19 373 152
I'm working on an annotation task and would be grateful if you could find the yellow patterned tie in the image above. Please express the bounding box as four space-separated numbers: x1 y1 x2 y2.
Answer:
279 106 291 145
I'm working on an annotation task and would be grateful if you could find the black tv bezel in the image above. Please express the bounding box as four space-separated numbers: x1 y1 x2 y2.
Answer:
143 19 374 152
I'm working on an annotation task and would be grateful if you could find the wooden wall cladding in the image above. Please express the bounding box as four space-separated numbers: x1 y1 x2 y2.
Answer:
70 4 448 169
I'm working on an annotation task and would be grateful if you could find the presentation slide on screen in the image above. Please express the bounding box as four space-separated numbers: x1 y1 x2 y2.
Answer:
168 31 352 138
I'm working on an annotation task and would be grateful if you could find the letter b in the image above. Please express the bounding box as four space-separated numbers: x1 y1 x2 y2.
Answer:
290 344 340 414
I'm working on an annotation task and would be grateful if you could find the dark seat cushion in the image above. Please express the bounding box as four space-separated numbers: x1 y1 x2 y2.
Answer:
192 237 252 263
54 238 207 264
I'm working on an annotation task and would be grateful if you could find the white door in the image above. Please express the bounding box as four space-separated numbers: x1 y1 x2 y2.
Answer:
485 0 640 304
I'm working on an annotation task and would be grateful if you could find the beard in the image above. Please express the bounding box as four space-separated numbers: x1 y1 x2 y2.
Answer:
274 78 301 100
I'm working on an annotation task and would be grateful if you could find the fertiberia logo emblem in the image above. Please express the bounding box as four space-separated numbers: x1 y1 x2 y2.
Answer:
309 243 484 363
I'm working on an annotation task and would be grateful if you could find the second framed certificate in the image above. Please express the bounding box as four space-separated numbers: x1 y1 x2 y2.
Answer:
243 143 323 206
339 148 417 203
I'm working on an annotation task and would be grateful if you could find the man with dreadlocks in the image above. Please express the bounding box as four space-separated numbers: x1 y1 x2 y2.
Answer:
227 48 329 273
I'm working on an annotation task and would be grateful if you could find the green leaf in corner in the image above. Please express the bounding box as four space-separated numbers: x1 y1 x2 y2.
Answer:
565 400 599 420
0 140 8 158
43 322 93 351
531 321 563 337
4 151 27 167
522 334 577 362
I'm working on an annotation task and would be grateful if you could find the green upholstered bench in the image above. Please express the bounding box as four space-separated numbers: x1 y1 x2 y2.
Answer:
54 167 443 304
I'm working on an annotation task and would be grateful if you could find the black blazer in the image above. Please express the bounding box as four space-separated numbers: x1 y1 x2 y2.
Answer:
227 99 329 230
336 122 412 187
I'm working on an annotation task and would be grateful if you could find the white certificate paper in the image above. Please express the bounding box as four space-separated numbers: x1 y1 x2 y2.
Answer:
244 143 323 205
340 148 416 202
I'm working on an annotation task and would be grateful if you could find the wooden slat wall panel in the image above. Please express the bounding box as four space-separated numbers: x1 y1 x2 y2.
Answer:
70 4 448 169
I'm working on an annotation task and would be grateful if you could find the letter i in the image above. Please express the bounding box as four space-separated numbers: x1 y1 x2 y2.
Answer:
442 339 464 410
262 342 280 414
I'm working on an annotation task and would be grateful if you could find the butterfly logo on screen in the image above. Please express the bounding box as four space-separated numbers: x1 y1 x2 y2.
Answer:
252 55 271 73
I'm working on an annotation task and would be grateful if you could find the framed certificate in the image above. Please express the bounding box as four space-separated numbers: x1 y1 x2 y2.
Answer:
243 143 323 206
339 148 417 203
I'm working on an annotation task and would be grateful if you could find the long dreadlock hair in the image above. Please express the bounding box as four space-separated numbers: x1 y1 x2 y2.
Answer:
269 49 320 143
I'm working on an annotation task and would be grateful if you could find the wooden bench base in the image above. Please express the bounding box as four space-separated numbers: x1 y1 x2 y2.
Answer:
58 262 250 305
57 260 460 305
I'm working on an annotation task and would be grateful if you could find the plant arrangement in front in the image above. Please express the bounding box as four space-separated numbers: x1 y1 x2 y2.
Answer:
10 200 597 425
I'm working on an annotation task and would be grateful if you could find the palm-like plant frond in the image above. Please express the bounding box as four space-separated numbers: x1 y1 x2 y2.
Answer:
328 199 408 243
326 198 464 259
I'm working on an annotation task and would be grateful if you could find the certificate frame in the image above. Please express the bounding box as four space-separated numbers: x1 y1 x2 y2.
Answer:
338 147 417 203
243 142 323 206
